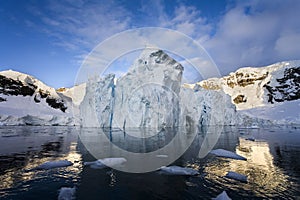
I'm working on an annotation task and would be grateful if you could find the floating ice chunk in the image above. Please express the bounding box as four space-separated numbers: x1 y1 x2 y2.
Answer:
210 149 247 161
156 154 168 158
84 160 106 169
239 125 260 129
84 157 127 169
225 171 248 183
159 166 199 175
213 191 232 200
36 160 73 170
58 187 76 200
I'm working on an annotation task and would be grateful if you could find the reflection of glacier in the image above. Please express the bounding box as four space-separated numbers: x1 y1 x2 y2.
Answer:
78 126 197 173
80 48 260 128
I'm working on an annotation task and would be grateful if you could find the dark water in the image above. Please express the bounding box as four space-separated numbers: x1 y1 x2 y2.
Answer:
0 125 299 199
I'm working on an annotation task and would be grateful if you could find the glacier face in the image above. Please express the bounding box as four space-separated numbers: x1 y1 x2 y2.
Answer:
79 48 243 128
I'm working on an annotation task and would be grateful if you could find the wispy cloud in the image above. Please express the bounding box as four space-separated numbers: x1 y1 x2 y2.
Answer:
24 0 300 78
28 0 131 53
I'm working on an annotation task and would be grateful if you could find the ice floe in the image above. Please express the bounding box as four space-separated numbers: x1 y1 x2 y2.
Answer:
225 171 248 183
58 187 76 200
159 166 199 175
156 154 168 158
35 160 73 170
210 149 247 160
84 157 127 169
213 191 232 200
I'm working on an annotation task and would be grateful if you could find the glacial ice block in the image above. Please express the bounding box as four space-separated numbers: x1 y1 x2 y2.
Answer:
35 160 73 170
84 157 127 169
159 166 199 175
213 191 232 200
58 187 76 200
210 149 247 160
225 171 248 183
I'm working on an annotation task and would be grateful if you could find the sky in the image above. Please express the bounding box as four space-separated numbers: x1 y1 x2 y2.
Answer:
1 0 300 88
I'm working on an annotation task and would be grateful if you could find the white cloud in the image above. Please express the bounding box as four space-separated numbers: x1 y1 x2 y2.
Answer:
203 0 300 74
275 32 300 58
30 0 131 54
26 0 300 78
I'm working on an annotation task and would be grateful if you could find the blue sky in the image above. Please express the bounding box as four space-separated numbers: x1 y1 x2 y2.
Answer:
1 0 300 88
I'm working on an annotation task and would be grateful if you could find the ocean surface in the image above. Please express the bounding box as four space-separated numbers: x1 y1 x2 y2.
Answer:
0 125 299 199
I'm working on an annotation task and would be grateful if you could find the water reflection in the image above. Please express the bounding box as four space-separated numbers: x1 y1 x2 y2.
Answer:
0 126 82 199
204 130 298 199
0 126 299 199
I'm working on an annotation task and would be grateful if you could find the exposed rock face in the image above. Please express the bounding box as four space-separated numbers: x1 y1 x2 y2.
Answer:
0 74 37 96
233 95 247 104
0 96 6 102
264 67 300 103
224 72 269 88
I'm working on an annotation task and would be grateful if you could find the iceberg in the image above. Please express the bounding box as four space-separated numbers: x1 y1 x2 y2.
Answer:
156 154 168 158
58 187 76 200
84 157 127 169
210 149 247 160
35 160 73 170
80 48 242 128
213 191 232 200
159 166 199 175
225 171 248 183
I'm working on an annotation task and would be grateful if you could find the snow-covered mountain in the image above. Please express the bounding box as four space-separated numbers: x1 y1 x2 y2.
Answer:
198 61 300 110
196 61 300 124
0 70 77 125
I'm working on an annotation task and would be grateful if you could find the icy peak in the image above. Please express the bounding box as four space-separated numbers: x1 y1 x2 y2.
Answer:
128 47 183 77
